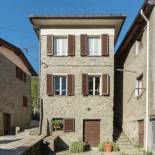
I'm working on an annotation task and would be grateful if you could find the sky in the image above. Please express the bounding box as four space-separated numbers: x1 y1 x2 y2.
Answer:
0 0 145 73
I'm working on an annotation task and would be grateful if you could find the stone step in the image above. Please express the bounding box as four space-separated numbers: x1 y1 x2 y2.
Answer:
116 133 143 155
117 141 130 144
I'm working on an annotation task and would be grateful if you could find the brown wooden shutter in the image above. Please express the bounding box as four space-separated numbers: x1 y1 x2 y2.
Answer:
47 35 53 56
64 118 75 132
80 34 87 56
47 74 53 96
23 96 28 107
82 74 88 96
102 74 110 96
67 75 75 96
101 34 109 56
68 35 75 56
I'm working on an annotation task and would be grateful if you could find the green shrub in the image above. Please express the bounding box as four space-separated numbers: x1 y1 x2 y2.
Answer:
98 143 104 152
69 141 85 153
104 140 113 145
52 119 62 128
112 142 120 152
144 152 153 155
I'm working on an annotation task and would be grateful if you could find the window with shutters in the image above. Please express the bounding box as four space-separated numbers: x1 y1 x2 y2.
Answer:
135 74 143 98
88 36 101 56
16 66 26 82
54 36 68 56
23 96 28 107
88 76 101 95
54 76 67 96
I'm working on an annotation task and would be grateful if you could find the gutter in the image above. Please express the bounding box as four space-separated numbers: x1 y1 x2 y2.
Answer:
140 9 150 152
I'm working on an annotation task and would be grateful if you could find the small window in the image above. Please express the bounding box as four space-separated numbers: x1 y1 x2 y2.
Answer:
135 74 143 98
16 66 26 82
54 36 68 56
88 36 101 56
52 118 63 131
23 96 28 107
54 76 67 96
88 76 101 95
64 118 75 132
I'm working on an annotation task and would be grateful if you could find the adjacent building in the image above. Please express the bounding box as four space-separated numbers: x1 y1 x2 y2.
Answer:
115 0 155 153
30 15 125 147
0 38 37 135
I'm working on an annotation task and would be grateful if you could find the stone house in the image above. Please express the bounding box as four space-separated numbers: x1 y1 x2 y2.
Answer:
30 15 125 148
115 0 155 152
0 38 37 135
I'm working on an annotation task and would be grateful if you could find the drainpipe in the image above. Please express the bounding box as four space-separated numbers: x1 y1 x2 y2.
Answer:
140 9 150 151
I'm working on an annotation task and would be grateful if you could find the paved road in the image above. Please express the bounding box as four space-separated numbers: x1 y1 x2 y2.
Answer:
0 130 44 155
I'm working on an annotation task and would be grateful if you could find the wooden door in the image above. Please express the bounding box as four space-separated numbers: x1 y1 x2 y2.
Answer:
83 120 100 147
138 120 144 145
3 113 11 135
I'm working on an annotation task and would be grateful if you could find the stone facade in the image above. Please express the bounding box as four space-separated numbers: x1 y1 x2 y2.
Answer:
0 45 33 135
40 28 114 145
115 6 155 152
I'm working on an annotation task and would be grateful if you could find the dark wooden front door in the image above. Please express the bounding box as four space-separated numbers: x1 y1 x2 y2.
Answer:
3 113 11 135
83 120 100 147
138 120 144 145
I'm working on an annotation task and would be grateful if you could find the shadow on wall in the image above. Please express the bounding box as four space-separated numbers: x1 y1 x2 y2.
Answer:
113 67 124 141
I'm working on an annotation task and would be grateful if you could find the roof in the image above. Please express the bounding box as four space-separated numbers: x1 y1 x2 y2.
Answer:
29 15 126 44
115 0 155 65
0 38 37 76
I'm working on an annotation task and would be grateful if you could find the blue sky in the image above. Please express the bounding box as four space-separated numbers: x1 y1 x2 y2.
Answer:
0 0 144 72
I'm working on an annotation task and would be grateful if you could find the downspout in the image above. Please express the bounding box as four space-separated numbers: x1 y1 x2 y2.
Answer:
140 9 150 151
38 32 43 135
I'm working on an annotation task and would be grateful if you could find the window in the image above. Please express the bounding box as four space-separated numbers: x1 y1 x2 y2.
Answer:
64 118 75 132
88 76 100 95
16 66 26 82
88 36 101 56
23 96 28 107
54 76 67 96
52 118 75 132
52 118 63 131
54 36 68 56
135 74 143 97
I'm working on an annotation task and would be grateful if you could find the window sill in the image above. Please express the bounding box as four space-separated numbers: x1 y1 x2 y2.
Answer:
87 55 102 57
53 55 69 57
53 95 68 97
86 95 102 97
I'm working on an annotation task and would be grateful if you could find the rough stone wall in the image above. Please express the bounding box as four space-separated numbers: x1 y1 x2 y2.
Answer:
122 28 147 144
149 7 155 152
0 52 32 135
40 33 114 143
120 8 155 148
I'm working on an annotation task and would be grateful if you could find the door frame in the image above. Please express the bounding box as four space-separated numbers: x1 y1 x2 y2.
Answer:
83 119 101 147
3 113 11 135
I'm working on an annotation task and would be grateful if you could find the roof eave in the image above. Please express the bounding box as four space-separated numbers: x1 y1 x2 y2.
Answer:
29 15 126 43
0 38 37 76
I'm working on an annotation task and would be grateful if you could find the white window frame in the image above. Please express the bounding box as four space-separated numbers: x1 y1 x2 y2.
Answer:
135 74 143 98
54 36 68 56
87 36 101 56
54 76 67 96
88 74 102 96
